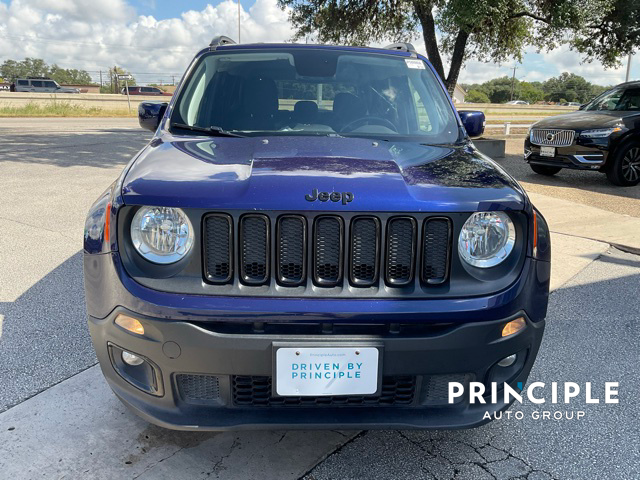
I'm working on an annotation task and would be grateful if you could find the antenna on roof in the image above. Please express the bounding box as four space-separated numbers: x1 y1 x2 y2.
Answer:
210 36 237 50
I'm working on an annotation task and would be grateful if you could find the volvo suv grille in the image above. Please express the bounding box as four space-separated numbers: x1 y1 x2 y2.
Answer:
530 129 575 147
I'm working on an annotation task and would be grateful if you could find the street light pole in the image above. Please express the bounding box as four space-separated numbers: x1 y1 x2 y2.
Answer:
238 1 241 43
625 54 633 82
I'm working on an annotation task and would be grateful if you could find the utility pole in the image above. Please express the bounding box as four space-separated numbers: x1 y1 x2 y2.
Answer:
625 54 633 82
238 0 241 43
510 66 517 101
99 70 102 87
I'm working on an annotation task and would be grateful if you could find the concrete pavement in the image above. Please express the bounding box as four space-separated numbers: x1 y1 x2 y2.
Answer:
0 366 355 479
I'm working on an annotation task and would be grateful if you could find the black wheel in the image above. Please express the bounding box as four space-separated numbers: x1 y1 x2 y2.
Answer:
530 164 562 176
607 142 640 186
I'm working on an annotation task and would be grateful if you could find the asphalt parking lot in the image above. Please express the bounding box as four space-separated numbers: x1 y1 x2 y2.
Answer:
0 118 639 479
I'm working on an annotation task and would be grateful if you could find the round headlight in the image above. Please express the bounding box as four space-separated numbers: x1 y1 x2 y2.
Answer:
131 206 194 264
458 212 515 268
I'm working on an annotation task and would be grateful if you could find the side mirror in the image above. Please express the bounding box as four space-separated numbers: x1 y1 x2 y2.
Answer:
578 104 586 110
138 101 168 132
458 110 485 138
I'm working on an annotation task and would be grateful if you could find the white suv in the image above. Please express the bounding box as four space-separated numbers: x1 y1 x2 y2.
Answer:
14 77 80 93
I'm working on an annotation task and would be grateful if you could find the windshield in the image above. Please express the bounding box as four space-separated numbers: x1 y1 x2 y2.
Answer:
171 48 460 142
585 86 640 111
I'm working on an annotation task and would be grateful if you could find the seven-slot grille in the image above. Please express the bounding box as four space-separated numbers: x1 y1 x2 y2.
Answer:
203 213 452 289
529 128 575 147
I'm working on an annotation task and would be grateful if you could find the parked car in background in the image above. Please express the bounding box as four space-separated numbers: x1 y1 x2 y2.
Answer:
525 81 640 186
14 77 80 93
84 37 550 431
506 100 529 105
122 86 172 96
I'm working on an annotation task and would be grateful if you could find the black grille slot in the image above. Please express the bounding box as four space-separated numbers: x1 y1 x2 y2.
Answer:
350 217 380 286
313 216 343 286
422 218 452 285
239 215 269 284
277 216 306 286
385 217 416 286
233 376 416 407
177 374 221 405
421 374 470 405
203 214 232 283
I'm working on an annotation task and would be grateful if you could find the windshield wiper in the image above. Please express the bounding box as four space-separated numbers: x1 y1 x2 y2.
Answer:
171 123 244 137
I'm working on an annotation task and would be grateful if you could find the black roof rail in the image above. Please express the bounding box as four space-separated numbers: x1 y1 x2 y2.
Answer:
210 36 236 50
384 43 417 57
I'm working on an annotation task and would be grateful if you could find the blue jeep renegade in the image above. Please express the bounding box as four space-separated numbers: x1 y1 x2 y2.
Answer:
84 36 550 430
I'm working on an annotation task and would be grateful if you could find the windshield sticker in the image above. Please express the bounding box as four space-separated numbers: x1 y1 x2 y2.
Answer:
405 59 426 69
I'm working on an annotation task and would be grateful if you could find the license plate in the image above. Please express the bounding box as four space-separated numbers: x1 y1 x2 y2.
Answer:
275 347 379 396
540 146 555 157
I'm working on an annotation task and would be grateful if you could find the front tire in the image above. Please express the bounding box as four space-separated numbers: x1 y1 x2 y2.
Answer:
606 142 640 186
530 164 562 176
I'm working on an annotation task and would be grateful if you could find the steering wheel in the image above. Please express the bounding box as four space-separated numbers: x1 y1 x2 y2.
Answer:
340 116 398 133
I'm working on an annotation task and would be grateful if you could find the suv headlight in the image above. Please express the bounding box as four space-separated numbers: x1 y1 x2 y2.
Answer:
458 212 516 268
580 127 621 138
131 206 194 264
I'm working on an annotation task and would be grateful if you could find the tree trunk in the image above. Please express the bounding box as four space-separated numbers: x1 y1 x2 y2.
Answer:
413 0 445 81
445 29 469 95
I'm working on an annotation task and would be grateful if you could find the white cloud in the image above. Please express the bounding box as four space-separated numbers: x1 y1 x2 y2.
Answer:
0 0 635 86
0 0 293 83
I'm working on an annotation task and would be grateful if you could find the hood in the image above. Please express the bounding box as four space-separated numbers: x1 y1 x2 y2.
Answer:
533 110 635 130
122 135 526 212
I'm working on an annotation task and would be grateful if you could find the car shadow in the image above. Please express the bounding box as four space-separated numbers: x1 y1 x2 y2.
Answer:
0 251 95 413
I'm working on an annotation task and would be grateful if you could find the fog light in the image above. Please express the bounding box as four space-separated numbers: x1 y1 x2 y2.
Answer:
122 351 144 366
115 314 144 335
497 354 517 367
502 317 526 337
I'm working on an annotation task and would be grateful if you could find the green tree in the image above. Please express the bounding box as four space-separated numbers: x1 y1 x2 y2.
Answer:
49 65 93 85
0 58 94 85
542 72 595 103
278 0 640 93
517 81 544 103
465 89 490 103
482 77 514 103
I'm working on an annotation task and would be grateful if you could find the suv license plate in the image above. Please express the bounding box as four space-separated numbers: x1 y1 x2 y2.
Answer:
540 146 555 157
275 347 379 396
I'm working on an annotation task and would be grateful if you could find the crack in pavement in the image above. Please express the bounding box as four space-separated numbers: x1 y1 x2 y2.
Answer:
199 437 241 479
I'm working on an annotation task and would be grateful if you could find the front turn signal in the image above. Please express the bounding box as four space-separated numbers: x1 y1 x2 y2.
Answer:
502 317 526 337
115 314 145 335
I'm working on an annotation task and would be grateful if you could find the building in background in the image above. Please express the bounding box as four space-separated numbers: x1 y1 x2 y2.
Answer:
452 84 466 103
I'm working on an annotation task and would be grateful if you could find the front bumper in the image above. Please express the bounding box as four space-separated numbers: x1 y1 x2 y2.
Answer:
85 251 550 430
90 309 545 430
524 140 608 170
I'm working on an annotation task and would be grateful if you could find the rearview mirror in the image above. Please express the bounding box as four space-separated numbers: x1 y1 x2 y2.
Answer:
138 101 168 132
458 110 485 138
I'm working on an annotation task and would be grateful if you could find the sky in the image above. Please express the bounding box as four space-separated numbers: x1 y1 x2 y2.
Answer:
0 0 637 87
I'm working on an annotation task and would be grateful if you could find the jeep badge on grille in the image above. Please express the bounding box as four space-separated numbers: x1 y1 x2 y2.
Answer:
305 188 354 205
